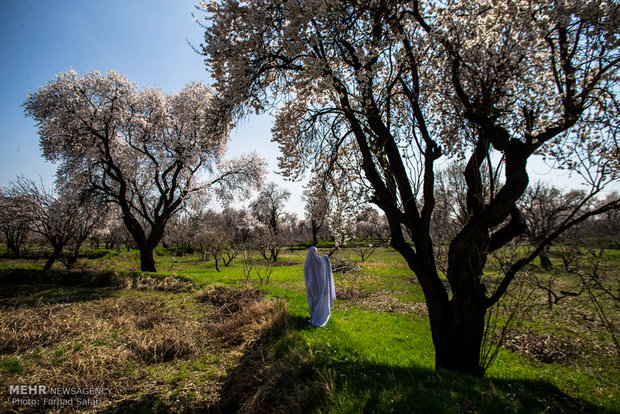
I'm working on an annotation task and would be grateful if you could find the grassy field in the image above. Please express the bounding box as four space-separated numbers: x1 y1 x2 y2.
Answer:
0 246 618 413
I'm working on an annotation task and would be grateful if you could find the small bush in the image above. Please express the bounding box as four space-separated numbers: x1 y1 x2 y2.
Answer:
85 248 119 259
0 357 23 374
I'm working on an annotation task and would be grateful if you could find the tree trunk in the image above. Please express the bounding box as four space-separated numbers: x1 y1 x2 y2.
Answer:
223 251 237 266
395 233 489 377
65 253 78 269
6 239 20 259
44 245 63 270
139 246 156 272
213 252 221 272
539 252 553 268
311 220 318 246
431 298 486 377
65 242 84 268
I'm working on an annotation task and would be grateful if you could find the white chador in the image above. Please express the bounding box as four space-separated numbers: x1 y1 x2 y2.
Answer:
304 246 336 327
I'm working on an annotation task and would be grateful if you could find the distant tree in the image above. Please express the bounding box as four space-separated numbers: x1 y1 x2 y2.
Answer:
63 197 107 266
194 230 229 271
6 177 104 269
565 192 620 248
163 215 195 252
519 182 589 268
217 208 247 264
202 0 619 375
24 70 266 272
354 208 390 244
327 189 359 247
0 189 31 258
193 208 242 268
250 182 290 261
280 212 307 251
103 216 135 251
349 208 389 261
303 183 330 246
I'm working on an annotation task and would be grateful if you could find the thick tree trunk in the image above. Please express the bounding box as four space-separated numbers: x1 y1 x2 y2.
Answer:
44 245 63 270
539 252 553 268
431 298 486 376
395 233 489 377
122 214 165 272
419 285 487 376
311 220 319 246
139 247 157 272
6 239 20 259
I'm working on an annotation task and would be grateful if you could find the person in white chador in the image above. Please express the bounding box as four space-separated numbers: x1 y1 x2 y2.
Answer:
304 246 338 327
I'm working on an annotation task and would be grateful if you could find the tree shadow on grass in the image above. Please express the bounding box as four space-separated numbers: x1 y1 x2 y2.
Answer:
321 360 602 414
205 313 609 414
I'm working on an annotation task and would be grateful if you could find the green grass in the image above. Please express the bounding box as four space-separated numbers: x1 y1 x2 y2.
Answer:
137 246 620 411
1 245 618 412
0 357 23 374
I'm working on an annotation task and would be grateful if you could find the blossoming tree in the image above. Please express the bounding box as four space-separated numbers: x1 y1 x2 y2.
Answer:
200 0 619 375
250 182 290 261
24 70 266 272
0 189 31 258
303 183 330 246
5 177 105 269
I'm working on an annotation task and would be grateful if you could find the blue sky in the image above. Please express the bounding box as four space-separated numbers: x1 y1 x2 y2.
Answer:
0 0 306 214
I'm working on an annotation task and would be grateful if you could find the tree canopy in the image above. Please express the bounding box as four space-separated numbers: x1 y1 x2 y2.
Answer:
24 70 266 271
200 0 619 375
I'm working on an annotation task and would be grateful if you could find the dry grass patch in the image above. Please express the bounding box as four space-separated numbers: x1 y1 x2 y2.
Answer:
335 288 428 315
119 272 196 292
196 286 264 318
1 284 289 413
330 258 360 275
336 287 370 301
95 296 170 329
210 300 287 348
208 314 331 414
197 286 287 349
0 304 84 354
129 322 201 363
0 268 196 293
503 330 585 364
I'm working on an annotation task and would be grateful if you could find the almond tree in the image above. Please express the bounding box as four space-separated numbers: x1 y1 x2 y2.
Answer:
193 208 244 268
5 177 105 269
0 190 31 258
303 183 330 246
24 70 266 272
250 182 290 261
201 0 619 375
519 182 590 268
